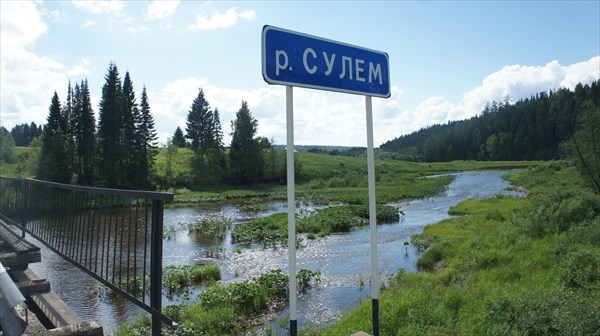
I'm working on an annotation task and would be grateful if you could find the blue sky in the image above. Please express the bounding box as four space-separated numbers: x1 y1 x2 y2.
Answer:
1 1 599 147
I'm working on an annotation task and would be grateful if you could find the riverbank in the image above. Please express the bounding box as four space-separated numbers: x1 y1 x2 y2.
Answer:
309 162 600 335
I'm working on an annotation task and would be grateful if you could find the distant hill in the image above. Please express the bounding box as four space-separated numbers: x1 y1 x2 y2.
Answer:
380 80 600 162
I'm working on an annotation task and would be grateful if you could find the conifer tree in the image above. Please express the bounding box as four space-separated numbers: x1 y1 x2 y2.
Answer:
136 86 158 188
62 81 76 173
38 92 72 183
122 71 139 186
185 89 212 153
229 101 263 183
97 62 124 187
184 89 227 185
172 126 186 148
77 79 96 185
210 108 226 173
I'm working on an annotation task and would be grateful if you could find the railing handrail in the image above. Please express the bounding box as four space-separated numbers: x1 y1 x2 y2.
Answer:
0 176 175 334
0 176 174 202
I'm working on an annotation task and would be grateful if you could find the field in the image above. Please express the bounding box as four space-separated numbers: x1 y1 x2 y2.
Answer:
157 148 541 204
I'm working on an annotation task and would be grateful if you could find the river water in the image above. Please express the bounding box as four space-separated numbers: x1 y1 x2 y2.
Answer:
28 170 524 334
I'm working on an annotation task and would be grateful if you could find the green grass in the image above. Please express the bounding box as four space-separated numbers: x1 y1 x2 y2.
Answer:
231 204 403 246
2 146 541 208
169 153 539 205
116 269 321 336
310 162 600 335
0 146 39 178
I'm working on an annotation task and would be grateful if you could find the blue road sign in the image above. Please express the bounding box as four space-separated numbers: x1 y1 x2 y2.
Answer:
262 25 390 98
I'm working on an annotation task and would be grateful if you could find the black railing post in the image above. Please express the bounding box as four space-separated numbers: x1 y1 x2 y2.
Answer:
151 199 164 336
21 180 29 238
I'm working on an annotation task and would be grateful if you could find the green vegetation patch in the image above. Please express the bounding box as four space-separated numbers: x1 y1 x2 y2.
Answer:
311 162 600 335
163 264 221 297
232 204 402 247
186 217 232 241
117 269 321 336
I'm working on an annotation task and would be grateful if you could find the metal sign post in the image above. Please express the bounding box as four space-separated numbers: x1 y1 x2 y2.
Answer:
262 25 390 336
286 85 298 335
365 95 380 335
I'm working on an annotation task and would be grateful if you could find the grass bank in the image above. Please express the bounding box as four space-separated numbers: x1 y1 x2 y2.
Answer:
1 147 540 206
307 161 600 335
168 151 541 204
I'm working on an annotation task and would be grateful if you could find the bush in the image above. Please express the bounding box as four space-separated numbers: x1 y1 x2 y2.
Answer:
559 246 600 288
163 264 221 294
187 217 231 241
486 287 600 335
417 240 451 270
526 189 600 238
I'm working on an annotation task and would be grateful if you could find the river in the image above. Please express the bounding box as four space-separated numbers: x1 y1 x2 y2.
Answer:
28 170 524 334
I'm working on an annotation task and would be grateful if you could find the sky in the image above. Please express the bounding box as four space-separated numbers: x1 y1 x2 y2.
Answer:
1 1 599 147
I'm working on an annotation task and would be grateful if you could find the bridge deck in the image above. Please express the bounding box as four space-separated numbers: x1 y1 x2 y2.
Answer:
0 219 41 270
0 219 103 335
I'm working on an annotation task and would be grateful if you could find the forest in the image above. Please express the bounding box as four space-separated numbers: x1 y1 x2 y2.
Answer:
380 80 600 162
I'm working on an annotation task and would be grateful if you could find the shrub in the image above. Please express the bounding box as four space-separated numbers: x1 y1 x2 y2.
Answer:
187 217 231 241
559 246 600 288
486 287 600 335
526 189 600 238
411 233 436 252
417 240 450 270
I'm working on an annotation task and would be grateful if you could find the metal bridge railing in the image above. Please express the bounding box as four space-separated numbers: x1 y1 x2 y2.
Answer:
0 176 174 335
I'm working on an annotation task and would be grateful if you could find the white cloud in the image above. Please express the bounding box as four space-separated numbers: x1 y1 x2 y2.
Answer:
0 1 47 49
82 19 96 29
561 56 600 89
72 0 123 15
150 56 599 147
48 9 67 23
1 47 67 128
0 1 68 129
67 58 92 77
146 0 179 20
187 7 256 31
448 56 600 121
373 57 600 144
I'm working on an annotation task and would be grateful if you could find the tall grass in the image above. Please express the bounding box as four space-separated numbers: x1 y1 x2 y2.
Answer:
232 204 403 246
313 162 600 335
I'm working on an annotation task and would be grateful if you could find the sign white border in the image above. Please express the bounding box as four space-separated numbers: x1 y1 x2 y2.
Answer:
262 25 391 98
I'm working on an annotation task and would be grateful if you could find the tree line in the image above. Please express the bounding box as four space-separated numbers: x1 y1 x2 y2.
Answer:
380 80 600 162
1 62 291 190
161 89 291 188
32 63 158 189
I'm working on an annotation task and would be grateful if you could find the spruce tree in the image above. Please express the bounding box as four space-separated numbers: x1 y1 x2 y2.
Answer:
229 101 263 183
71 82 83 178
136 86 158 188
172 126 186 148
210 108 226 173
185 89 211 152
62 81 76 175
78 79 96 185
122 71 139 187
97 62 124 187
38 92 72 183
